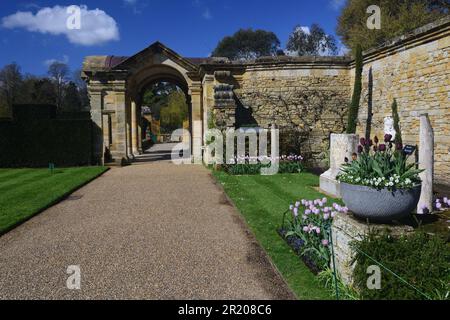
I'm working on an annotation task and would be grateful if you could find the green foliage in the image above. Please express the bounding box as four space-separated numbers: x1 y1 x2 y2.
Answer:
159 91 188 133
282 198 347 271
352 231 450 300
317 268 360 300
338 136 423 190
212 28 281 61
286 24 338 56
337 0 449 51
391 99 403 146
0 118 92 167
346 44 362 134
222 155 304 175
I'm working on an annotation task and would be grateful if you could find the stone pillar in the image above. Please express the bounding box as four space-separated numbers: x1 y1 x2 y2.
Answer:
320 133 359 198
417 113 434 214
131 100 139 155
137 104 143 154
102 113 111 149
126 99 133 158
190 83 203 164
90 90 104 165
110 90 128 162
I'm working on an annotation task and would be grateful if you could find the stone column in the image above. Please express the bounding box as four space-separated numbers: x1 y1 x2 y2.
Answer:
320 133 359 197
111 90 128 162
417 113 434 214
131 100 139 155
90 90 104 165
190 83 203 164
126 99 133 158
137 104 143 154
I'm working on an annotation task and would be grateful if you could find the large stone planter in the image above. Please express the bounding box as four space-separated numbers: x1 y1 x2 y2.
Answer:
341 182 421 222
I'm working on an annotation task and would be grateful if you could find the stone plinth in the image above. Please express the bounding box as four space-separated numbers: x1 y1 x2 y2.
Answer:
331 213 414 286
417 114 434 214
320 133 359 198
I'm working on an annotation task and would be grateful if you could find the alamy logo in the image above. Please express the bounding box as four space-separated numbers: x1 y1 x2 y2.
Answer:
66 265 81 290
66 5 81 30
366 265 381 290
366 5 381 30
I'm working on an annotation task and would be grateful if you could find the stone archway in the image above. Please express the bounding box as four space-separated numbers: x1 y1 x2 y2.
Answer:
82 42 204 165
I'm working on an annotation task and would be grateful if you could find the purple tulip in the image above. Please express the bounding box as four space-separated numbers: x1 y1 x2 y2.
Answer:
303 226 310 232
384 134 392 143
374 136 379 144
304 209 311 215
323 213 330 220
436 202 442 210
378 144 386 152
331 211 337 218
357 145 363 154
322 197 327 203
396 143 403 151
315 228 321 234
293 207 299 217
360 137 366 146
295 201 300 207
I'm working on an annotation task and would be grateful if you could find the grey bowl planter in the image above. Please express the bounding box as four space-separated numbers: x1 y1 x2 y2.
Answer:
340 182 421 222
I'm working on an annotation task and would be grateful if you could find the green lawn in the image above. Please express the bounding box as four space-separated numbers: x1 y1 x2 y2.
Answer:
0 167 107 234
213 170 336 300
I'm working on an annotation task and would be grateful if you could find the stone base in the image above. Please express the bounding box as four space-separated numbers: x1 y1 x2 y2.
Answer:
331 213 414 286
320 169 341 198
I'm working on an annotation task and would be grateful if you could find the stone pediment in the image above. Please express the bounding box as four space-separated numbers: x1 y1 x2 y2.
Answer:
111 41 199 74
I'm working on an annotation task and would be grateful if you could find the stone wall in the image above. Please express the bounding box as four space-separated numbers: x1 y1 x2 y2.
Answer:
235 58 351 166
352 17 450 186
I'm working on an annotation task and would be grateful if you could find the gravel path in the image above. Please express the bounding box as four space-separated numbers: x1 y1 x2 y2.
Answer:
0 144 295 300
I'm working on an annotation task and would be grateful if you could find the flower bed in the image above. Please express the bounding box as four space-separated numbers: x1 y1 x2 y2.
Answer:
223 154 304 175
279 197 348 273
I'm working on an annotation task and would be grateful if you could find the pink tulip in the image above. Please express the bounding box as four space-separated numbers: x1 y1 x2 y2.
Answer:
323 213 330 220
315 228 321 234
321 239 329 246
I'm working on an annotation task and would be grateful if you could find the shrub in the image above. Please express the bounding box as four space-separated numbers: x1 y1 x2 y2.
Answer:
391 99 403 146
352 231 450 300
0 119 92 167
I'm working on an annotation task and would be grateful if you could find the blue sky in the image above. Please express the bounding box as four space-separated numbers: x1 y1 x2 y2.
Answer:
0 0 347 77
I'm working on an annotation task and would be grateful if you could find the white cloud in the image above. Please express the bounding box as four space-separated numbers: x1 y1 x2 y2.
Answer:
330 0 346 10
1 5 119 46
44 54 69 66
202 8 212 20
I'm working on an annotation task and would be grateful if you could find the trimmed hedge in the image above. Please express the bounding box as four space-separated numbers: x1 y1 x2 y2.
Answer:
0 119 92 167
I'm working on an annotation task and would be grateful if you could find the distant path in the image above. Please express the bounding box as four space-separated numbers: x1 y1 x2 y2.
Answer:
0 143 295 299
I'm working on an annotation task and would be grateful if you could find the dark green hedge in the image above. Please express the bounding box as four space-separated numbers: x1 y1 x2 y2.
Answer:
0 119 92 167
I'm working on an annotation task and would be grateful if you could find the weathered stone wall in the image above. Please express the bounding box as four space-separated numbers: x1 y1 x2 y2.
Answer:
235 60 351 166
352 18 450 186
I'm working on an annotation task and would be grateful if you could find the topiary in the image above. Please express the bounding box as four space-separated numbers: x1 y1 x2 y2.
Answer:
346 44 363 134
391 99 403 146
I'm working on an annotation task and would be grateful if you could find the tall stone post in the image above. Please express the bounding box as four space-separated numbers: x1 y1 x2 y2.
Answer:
111 89 129 163
190 83 203 164
320 133 359 197
417 113 434 214
89 90 104 165
137 104 143 154
131 100 139 155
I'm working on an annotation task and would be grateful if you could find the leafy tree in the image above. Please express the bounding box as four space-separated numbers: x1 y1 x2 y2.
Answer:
337 0 449 51
48 62 69 111
142 82 179 119
212 28 281 61
0 63 23 115
160 91 188 133
286 24 338 56
63 81 82 112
